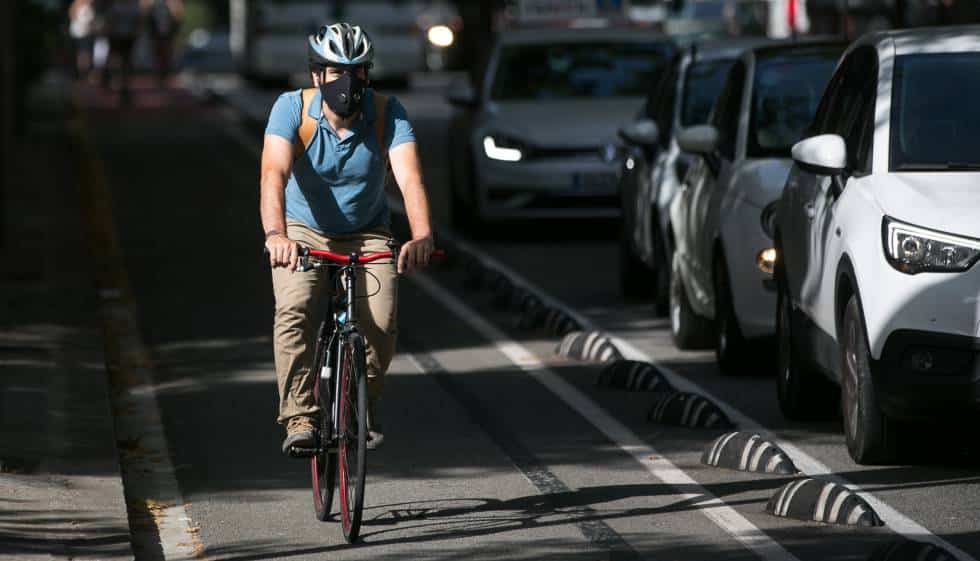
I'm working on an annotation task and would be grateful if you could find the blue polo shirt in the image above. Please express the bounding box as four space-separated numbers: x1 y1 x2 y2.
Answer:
265 88 415 236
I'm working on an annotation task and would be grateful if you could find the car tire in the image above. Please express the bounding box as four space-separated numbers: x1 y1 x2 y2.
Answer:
670 256 713 350
449 146 485 238
775 269 836 420
840 295 901 464
619 221 655 299
713 255 748 375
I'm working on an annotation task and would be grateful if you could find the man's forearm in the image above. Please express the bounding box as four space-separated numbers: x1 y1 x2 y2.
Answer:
260 170 288 237
400 180 433 240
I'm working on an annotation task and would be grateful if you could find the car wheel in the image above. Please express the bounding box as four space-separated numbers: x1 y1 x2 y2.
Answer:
840 295 900 464
449 146 485 237
714 256 748 375
775 270 836 420
670 256 713 350
619 221 655 299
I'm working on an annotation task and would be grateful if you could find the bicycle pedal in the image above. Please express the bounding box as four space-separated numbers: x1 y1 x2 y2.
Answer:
287 446 319 458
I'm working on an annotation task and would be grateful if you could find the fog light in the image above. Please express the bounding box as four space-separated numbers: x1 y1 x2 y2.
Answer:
908 350 934 372
757 248 777 277
427 25 454 48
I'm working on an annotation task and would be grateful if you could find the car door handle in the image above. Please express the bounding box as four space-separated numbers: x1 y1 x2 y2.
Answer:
804 203 816 219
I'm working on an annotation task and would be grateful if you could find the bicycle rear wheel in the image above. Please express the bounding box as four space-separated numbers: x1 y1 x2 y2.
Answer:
311 326 336 522
337 332 368 543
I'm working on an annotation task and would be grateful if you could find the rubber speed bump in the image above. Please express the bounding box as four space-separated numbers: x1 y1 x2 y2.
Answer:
516 293 546 330
555 331 623 362
647 392 734 429
489 274 515 308
542 308 581 336
596 360 673 392
868 538 961 561
766 478 883 527
461 258 486 291
701 432 798 475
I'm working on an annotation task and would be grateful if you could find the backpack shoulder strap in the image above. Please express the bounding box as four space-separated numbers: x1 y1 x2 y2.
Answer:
373 92 389 165
372 92 391 185
293 88 317 159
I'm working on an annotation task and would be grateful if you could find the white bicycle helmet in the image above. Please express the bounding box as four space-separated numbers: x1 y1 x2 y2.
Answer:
308 23 374 67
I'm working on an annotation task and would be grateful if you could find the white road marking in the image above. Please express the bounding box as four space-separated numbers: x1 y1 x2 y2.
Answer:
440 233 976 561
411 273 800 561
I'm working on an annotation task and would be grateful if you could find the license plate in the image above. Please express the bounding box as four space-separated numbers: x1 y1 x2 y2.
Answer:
569 172 617 196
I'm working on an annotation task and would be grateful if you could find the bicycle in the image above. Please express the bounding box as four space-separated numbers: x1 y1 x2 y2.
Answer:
276 240 441 543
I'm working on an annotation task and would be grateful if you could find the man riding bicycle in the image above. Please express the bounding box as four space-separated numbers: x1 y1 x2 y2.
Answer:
261 23 435 455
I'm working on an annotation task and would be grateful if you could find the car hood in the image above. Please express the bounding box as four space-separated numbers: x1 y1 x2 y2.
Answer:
730 158 793 209
867 173 980 239
481 98 644 149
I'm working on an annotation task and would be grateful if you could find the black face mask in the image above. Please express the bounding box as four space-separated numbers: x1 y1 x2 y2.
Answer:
319 71 366 118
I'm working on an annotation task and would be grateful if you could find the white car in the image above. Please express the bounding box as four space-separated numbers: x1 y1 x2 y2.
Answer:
446 27 676 229
774 26 980 464
668 41 842 372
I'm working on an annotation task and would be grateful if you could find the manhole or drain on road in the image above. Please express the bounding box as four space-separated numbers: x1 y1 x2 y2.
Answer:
555 331 623 362
766 478 883 527
701 432 798 475
647 392 734 429
596 360 673 392
867 538 961 561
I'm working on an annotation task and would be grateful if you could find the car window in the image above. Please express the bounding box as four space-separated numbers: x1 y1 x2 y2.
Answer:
746 49 840 158
816 46 876 173
681 58 734 128
890 52 980 171
653 58 680 147
490 41 674 101
711 60 745 160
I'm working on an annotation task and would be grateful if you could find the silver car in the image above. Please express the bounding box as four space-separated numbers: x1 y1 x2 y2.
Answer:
446 27 675 229
669 41 843 373
617 38 770 309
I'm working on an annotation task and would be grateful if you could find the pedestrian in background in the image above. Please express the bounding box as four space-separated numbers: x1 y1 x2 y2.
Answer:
69 0 97 80
104 0 143 104
143 0 183 86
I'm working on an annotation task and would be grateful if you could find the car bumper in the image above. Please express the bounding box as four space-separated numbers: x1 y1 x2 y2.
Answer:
473 154 621 220
874 329 980 419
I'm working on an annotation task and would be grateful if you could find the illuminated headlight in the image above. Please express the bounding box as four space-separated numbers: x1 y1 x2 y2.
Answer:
757 247 777 277
483 135 523 162
883 217 980 274
427 25 454 48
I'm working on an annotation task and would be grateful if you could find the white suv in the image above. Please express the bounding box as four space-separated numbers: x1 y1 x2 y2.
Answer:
774 27 980 464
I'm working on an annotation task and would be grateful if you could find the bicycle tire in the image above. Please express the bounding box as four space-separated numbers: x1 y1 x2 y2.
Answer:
311 324 337 522
337 332 368 542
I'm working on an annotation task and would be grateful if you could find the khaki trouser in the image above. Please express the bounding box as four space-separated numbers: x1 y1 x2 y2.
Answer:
272 220 398 424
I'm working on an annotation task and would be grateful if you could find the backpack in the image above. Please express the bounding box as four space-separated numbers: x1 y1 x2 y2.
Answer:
293 88 390 183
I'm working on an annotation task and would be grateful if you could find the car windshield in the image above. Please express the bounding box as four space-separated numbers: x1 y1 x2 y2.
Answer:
890 52 980 171
681 59 733 127
490 41 673 101
747 51 839 158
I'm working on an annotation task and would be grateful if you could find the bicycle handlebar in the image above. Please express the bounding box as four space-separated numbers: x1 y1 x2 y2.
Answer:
265 245 445 269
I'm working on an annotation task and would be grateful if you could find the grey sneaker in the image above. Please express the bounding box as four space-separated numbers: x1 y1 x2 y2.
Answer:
367 399 384 450
281 416 316 455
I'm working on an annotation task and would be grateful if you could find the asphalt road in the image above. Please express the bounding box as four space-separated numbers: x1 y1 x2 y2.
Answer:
83 73 980 561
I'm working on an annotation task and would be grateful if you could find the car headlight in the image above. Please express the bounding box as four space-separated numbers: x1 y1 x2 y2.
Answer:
883 217 980 274
483 135 524 162
427 25 454 48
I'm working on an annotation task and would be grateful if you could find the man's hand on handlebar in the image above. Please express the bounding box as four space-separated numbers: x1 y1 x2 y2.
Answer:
398 235 435 274
266 233 300 271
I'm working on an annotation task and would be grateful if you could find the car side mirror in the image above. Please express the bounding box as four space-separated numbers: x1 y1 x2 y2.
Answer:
677 125 719 156
447 79 478 108
792 134 846 198
618 119 660 147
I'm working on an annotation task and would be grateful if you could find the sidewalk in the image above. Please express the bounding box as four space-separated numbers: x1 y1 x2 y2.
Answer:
0 72 133 560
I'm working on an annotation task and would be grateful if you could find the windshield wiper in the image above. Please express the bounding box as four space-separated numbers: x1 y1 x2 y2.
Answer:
896 162 980 171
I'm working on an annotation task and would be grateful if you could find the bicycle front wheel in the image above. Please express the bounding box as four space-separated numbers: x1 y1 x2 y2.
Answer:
337 332 368 542
311 326 336 522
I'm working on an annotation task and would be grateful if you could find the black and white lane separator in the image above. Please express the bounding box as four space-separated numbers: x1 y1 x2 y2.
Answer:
701 432 799 475
596 360 674 392
647 392 735 430
556 331 623 362
766 478 884 527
